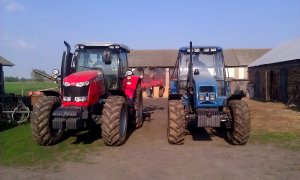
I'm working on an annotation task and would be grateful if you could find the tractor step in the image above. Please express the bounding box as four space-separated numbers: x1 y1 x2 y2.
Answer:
52 117 83 129
197 108 220 127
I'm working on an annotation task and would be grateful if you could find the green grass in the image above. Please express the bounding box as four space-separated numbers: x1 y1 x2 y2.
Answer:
250 131 300 151
0 123 104 167
4 81 58 95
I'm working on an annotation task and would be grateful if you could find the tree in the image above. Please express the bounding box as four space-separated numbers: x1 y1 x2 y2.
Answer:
4 76 19 82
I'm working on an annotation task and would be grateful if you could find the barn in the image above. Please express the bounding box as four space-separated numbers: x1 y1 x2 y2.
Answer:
0 56 15 103
128 48 269 97
248 38 300 104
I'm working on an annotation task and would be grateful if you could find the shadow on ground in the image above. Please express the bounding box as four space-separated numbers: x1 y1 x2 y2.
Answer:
187 121 227 142
0 122 19 132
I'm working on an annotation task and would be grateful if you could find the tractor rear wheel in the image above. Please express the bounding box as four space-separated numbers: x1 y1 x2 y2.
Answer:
167 100 185 145
31 96 63 145
101 96 128 146
227 100 251 145
133 84 143 128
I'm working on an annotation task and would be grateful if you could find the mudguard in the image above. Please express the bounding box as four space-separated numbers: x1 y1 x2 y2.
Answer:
122 75 141 99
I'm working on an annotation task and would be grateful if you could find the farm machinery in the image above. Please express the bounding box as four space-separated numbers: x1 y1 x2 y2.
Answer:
141 75 165 98
168 42 250 145
31 41 143 146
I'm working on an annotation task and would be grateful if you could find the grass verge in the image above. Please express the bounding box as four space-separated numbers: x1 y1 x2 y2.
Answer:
0 123 104 167
4 81 58 95
249 131 300 151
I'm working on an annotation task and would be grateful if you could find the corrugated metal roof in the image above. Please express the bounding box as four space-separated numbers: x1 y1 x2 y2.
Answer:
129 49 269 68
223 49 270 67
128 49 178 67
223 49 239 67
248 38 300 67
0 56 14 66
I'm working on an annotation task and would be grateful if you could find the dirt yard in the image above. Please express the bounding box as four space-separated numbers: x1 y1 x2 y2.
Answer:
247 99 300 133
1 98 299 180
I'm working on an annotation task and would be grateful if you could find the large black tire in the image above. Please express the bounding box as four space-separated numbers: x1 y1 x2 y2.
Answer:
133 84 143 128
167 100 185 145
227 100 251 145
31 96 63 146
101 96 128 146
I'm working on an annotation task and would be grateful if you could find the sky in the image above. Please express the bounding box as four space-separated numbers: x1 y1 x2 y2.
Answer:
0 0 300 78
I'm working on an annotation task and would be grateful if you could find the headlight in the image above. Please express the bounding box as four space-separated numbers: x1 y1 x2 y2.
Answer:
210 48 217 52
194 48 200 53
209 94 216 101
199 94 205 101
63 96 71 102
75 96 87 102
63 82 70 86
204 48 210 52
76 81 90 87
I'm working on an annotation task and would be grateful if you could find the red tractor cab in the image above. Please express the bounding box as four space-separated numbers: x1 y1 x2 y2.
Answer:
31 42 143 146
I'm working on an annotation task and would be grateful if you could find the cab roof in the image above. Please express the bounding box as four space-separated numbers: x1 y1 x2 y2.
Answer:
77 42 130 52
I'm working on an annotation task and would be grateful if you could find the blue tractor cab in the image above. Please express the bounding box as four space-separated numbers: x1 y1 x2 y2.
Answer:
168 42 250 145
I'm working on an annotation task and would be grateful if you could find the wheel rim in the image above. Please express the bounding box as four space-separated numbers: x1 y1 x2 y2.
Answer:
119 104 127 137
12 106 30 123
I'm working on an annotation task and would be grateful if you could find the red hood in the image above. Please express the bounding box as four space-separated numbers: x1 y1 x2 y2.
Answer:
63 70 102 83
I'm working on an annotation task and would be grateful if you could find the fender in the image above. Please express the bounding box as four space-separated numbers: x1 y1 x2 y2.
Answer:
122 75 141 99
40 90 62 99
224 93 246 106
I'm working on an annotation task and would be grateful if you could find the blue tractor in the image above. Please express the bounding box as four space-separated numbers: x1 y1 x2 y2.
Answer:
168 42 250 145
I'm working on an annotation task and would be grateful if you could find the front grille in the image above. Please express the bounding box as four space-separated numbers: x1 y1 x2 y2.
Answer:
199 86 214 93
63 85 89 100
52 106 82 117
197 108 220 127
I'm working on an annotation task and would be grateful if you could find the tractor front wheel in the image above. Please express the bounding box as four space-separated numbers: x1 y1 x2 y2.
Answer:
101 96 128 146
227 100 251 145
167 100 185 145
31 96 63 145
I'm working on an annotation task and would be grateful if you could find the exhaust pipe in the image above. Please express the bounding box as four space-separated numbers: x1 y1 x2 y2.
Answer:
64 41 71 53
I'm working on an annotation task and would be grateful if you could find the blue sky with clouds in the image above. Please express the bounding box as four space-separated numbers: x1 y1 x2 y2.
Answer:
1 0 300 78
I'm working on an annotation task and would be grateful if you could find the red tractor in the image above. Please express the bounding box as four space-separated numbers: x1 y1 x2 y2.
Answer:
31 41 143 146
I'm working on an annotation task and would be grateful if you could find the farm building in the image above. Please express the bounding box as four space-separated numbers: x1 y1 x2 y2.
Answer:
248 38 300 103
223 49 270 94
128 48 269 96
0 56 15 103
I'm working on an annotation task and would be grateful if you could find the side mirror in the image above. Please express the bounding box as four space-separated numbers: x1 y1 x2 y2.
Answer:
194 69 199 75
52 69 60 79
52 69 60 75
103 50 111 64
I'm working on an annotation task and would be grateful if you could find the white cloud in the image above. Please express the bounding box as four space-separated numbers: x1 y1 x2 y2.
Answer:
5 1 25 12
12 38 35 49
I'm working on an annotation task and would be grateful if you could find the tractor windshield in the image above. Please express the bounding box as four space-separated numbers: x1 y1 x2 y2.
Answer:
75 48 119 88
179 52 225 81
